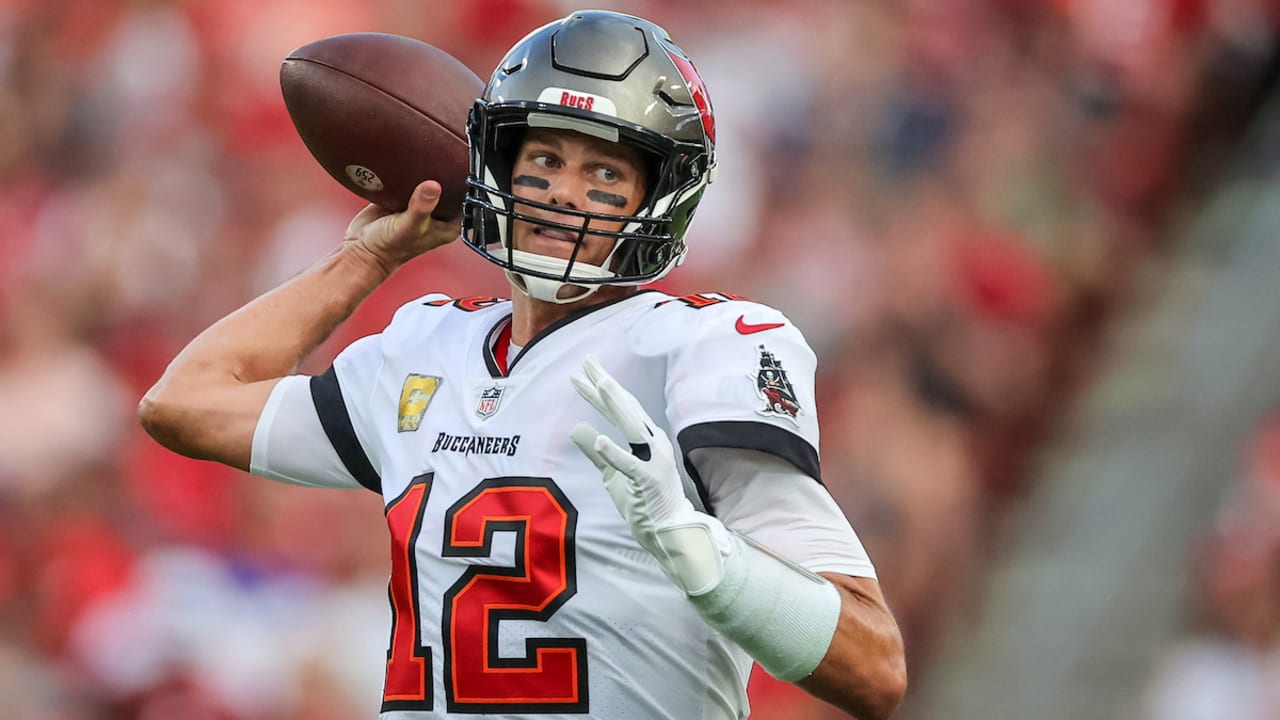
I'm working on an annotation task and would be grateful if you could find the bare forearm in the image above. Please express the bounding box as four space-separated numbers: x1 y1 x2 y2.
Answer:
172 242 391 384
139 182 452 470
139 242 394 468
799 574 908 720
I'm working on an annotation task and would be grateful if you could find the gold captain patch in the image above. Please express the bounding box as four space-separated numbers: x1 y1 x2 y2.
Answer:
398 374 443 433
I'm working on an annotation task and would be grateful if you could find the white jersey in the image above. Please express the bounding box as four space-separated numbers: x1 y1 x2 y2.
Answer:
251 289 874 720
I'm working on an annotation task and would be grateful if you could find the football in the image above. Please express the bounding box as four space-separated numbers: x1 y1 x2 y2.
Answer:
280 33 484 219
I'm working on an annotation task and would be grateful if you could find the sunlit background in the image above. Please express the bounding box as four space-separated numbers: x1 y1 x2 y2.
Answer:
2 0 1279 718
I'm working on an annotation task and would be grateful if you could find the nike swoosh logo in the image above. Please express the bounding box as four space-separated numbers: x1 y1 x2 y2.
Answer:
735 315 785 335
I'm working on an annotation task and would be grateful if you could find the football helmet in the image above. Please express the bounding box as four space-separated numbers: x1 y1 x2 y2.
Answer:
462 10 717 303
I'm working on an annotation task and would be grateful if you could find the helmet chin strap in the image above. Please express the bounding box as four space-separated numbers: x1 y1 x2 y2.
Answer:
504 248 615 304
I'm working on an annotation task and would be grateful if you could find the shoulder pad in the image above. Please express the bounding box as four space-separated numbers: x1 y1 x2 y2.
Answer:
638 291 800 347
651 292 748 311
378 294 509 354
653 292 788 327
419 295 509 312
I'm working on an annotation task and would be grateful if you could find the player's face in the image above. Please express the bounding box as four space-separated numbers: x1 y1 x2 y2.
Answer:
509 128 647 268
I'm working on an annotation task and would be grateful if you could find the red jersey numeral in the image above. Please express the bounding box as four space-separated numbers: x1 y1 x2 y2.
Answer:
381 476 585 714
424 296 506 312
382 474 434 712
442 478 585 712
655 291 745 309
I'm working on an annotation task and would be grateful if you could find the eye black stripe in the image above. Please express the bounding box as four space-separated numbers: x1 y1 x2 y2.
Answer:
513 175 550 189
586 189 627 208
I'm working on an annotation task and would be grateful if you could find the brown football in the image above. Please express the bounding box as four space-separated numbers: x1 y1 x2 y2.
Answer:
280 33 484 219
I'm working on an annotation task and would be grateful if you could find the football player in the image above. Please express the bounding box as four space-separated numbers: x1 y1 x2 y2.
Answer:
140 10 906 720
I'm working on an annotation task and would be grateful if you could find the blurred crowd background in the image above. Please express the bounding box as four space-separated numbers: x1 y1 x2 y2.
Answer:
2 0 1279 718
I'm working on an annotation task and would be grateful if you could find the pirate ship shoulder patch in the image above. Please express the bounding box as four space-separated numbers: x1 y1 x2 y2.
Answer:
749 344 801 425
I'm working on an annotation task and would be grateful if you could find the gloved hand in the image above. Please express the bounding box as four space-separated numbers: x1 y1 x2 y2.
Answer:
570 356 843 682
570 355 730 595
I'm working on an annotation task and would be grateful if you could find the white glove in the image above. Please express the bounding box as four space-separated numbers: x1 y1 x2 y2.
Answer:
569 356 843 681
570 355 730 595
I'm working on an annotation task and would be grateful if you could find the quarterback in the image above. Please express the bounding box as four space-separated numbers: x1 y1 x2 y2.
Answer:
140 10 906 720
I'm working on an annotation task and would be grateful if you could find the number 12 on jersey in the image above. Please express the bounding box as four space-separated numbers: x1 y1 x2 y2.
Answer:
382 474 588 714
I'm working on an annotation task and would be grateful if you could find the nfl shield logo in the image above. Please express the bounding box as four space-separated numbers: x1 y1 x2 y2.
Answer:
476 385 504 419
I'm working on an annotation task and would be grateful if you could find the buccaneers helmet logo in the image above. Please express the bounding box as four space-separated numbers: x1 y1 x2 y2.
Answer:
661 42 716 144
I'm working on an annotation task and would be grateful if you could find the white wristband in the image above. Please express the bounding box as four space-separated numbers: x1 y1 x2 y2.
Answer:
673 523 843 682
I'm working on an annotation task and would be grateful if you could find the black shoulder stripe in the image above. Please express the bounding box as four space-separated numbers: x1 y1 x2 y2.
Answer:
310 368 382 494
682 456 716 518
677 421 822 514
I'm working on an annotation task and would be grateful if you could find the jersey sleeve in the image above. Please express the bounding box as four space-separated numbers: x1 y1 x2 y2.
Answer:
664 301 822 487
690 447 876 578
250 292 453 495
249 374 365 490
306 332 385 493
